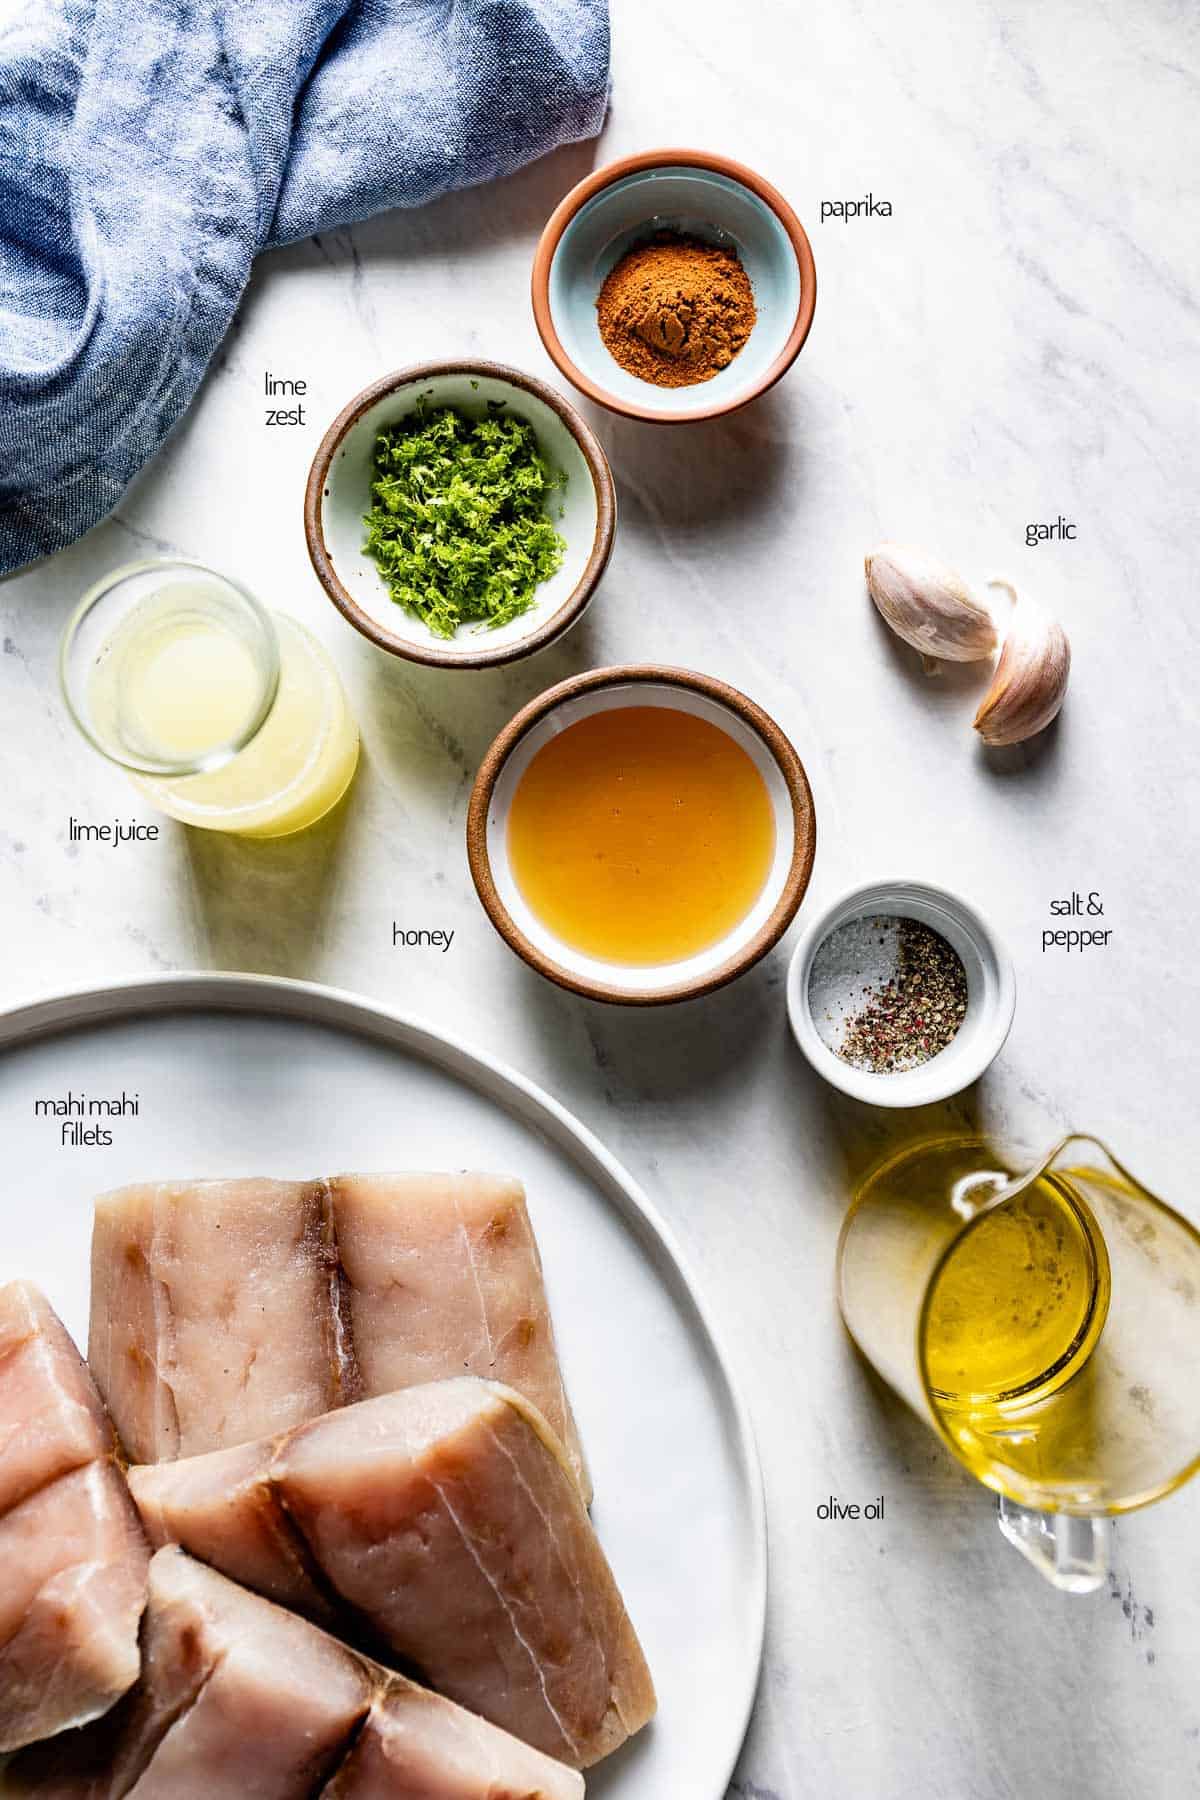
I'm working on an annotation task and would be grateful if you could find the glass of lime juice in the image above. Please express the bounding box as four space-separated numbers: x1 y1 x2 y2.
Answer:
61 560 359 837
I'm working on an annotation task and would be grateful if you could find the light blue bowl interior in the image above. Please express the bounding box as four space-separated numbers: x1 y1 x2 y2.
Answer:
549 165 803 415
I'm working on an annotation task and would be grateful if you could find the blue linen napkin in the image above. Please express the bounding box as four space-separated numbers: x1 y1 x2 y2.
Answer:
0 0 610 575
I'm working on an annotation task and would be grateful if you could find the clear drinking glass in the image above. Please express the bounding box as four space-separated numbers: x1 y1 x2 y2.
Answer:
61 560 359 838
837 1134 1200 1592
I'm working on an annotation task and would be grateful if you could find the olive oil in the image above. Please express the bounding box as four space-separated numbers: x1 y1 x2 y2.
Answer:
922 1174 1112 1494
924 1178 1111 1406
840 1136 1200 1518
507 706 776 964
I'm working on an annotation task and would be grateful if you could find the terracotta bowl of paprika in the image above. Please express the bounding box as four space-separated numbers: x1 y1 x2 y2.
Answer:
531 149 817 424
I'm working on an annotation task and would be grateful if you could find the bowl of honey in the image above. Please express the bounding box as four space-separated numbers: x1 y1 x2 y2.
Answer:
467 666 816 1003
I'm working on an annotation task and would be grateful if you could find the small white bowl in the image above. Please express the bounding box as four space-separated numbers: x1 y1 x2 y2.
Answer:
468 666 817 1004
305 362 615 669
786 880 1016 1106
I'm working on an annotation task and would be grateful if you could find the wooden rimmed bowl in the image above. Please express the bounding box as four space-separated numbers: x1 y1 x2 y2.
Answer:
304 362 616 670
467 666 817 1004
531 149 817 424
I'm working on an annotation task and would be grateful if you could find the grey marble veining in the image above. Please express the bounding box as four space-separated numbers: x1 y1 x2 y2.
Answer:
3 3 1199 1795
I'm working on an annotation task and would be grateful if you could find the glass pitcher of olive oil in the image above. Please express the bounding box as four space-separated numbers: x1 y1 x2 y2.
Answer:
838 1135 1200 1592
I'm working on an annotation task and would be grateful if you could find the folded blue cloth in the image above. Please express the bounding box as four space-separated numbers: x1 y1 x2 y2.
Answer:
0 0 610 574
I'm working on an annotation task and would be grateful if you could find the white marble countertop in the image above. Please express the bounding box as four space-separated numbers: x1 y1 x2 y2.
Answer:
4 4 1199 1795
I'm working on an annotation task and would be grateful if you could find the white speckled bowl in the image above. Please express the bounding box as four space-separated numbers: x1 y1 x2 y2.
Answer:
304 362 615 669
787 879 1017 1106
532 149 817 423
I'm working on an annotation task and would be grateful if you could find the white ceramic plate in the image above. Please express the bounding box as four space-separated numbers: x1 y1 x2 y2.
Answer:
0 973 765 1797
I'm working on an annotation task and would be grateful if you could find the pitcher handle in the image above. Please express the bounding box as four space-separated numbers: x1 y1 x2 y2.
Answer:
997 1497 1109 1594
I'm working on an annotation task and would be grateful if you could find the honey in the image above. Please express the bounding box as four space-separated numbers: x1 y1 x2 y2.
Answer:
507 706 776 965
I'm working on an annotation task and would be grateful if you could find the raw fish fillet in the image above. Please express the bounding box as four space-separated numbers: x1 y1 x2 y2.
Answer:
0 1283 149 1755
0 1280 114 1515
7 1546 374 1799
9 1548 585 1800
329 1173 589 1499
89 1173 589 1498
323 1679 585 1800
130 1379 655 1768
129 1434 341 1632
88 1179 339 1465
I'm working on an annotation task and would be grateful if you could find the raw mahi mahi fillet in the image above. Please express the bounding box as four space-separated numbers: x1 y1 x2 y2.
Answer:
88 1179 342 1466
324 1681 585 1800
329 1172 589 1498
0 1282 149 1753
8 1548 585 1799
130 1378 656 1769
89 1173 589 1497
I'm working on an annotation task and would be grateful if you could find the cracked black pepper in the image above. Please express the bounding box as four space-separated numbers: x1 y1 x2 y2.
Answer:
837 919 969 1073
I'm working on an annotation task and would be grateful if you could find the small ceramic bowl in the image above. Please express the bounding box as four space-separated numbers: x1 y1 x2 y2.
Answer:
531 149 817 423
786 880 1017 1107
304 362 615 669
468 666 817 1004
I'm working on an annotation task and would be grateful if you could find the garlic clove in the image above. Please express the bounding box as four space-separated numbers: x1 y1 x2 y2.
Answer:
973 587 1070 745
865 543 998 662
